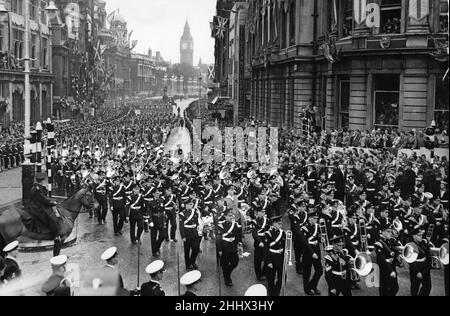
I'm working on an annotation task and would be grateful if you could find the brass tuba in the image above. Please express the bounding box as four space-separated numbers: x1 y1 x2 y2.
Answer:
353 219 374 277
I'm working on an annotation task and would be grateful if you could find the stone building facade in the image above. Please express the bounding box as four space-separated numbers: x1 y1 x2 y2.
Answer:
0 0 54 126
240 0 448 132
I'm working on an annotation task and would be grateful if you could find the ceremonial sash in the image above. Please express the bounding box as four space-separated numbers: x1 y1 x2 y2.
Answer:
113 184 124 197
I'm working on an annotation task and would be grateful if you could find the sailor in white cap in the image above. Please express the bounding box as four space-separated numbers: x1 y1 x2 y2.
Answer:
139 260 166 296
101 247 125 289
94 145 102 161
244 284 268 297
180 270 202 296
117 143 125 158
73 144 81 157
42 255 72 296
61 144 69 158
0 241 21 282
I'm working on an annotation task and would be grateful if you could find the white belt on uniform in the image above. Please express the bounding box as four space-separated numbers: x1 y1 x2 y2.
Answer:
222 237 235 242
332 271 346 276
184 224 196 229
270 248 283 254
113 197 123 200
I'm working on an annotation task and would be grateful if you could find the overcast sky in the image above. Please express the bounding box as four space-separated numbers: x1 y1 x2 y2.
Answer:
105 0 216 64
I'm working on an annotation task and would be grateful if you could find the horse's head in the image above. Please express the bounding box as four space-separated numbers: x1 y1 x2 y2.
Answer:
81 184 100 211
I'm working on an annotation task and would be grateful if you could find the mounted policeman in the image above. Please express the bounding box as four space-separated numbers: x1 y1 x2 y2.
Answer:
28 172 61 241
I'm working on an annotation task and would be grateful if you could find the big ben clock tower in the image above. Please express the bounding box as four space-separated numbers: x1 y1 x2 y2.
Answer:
180 20 194 66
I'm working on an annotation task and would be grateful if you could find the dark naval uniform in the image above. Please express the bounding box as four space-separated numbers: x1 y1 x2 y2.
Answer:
42 275 71 296
374 237 400 296
110 183 126 235
95 179 110 224
179 207 201 269
324 249 352 296
140 280 165 296
264 227 286 296
129 193 146 244
217 219 243 286
409 240 432 296
251 215 271 280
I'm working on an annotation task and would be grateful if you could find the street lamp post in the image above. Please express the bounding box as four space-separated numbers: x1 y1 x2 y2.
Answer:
198 75 202 117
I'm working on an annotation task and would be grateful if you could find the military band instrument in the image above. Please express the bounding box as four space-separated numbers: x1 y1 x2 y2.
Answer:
319 218 332 251
425 224 442 269
351 219 374 278
392 219 403 238
282 230 293 296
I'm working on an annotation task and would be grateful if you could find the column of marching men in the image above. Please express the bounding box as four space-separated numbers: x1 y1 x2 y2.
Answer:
1 107 449 297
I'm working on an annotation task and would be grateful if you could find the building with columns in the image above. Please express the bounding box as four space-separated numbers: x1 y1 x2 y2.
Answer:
0 0 54 127
241 0 448 132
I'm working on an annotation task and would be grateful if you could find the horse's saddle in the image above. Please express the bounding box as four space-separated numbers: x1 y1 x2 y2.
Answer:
17 205 59 235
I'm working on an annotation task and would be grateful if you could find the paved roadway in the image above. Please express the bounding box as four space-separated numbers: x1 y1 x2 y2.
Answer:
0 99 446 296
0 168 22 207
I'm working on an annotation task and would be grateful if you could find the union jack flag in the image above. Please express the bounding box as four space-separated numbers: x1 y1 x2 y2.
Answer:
212 16 228 39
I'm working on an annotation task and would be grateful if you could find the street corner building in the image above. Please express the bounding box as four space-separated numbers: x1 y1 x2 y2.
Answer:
212 0 449 132
0 0 53 127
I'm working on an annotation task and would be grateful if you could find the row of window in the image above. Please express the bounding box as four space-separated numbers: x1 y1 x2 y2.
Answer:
6 28 49 69
8 0 48 24
248 0 449 54
338 75 448 132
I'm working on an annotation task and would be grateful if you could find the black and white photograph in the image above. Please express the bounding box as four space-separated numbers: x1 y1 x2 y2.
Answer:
0 0 448 301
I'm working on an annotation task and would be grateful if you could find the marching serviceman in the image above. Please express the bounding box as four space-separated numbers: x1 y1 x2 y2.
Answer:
129 184 146 245
110 176 126 236
180 270 202 296
217 209 243 287
408 228 432 296
375 224 400 296
140 260 166 296
42 255 72 296
324 235 352 296
251 207 271 281
264 215 286 297
101 246 127 295
0 241 21 283
149 190 166 257
163 187 178 242
94 171 109 225
300 209 323 296
288 197 308 274
124 173 134 223
179 199 201 270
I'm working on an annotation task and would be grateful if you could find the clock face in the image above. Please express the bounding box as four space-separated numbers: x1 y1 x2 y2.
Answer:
182 43 189 50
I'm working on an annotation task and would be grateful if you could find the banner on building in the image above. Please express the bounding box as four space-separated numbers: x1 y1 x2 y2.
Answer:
211 16 229 39
353 0 380 28
408 0 430 21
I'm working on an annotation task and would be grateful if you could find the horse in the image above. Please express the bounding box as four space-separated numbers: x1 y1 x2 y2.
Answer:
0 186 99 256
